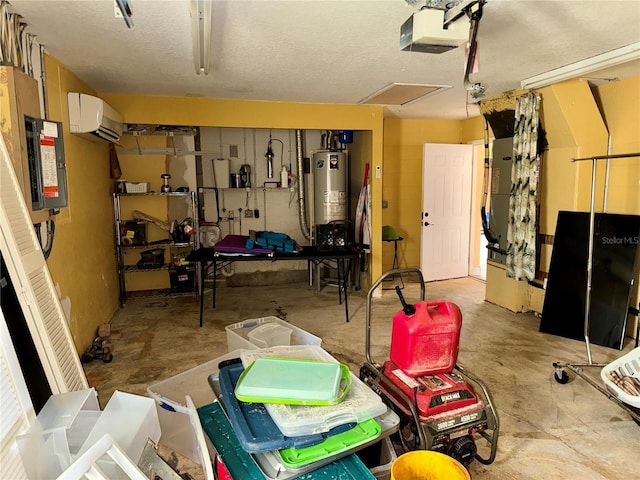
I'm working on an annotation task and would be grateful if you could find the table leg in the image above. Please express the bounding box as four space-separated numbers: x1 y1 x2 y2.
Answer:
315 260 321 292
394 241 405 288
383 240 404 290
341 258 350 323
212 258 217 308
199 260 205 328
337 259 343 305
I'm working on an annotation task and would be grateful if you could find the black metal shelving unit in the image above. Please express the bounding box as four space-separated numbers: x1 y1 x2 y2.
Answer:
113 191 200 305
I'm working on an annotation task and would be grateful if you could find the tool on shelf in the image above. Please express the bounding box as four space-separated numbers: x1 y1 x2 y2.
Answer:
161 173 172 193
171 218 195 244
240 164 252 188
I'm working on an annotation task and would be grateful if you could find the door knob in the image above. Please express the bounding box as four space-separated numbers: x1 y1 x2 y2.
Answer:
424 221 433 227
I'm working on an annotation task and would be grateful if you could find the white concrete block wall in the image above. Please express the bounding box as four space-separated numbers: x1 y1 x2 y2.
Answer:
199 128 327 274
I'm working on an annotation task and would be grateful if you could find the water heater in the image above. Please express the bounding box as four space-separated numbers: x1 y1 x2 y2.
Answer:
313 151 347 224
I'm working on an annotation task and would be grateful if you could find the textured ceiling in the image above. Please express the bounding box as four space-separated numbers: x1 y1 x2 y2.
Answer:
8 0 640 120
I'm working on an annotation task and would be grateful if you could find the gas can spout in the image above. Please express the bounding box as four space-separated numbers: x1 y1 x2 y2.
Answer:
395 286 416 316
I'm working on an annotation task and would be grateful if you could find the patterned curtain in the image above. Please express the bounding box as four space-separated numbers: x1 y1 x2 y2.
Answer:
506 93 540 281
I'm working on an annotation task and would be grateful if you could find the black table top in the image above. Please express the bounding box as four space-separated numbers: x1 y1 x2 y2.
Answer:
187 245 358 262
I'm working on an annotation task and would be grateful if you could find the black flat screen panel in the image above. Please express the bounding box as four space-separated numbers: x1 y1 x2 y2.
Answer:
540 211 640 349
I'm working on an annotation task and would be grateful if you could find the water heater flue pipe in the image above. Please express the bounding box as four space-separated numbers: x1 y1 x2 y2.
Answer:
295 129 311 240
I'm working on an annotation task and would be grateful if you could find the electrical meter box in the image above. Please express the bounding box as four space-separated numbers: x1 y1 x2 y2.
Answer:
24 116 68 212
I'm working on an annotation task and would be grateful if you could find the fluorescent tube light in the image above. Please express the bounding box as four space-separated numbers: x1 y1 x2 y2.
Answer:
191 0 212 75
115 0 134 28
521 42 640 89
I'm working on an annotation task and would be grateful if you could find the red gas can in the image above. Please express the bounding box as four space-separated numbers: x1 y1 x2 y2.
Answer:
389 300 462 376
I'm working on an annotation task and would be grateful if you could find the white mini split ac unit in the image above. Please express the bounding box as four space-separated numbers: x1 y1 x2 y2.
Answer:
67 93 123 143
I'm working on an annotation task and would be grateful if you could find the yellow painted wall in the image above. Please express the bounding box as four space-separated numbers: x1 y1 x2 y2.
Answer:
30 54 640 349
595 76 640 214
349 130 376 288
101 94 384 132
484 80 610 313
43 55 120 352
117 135 173 291
100 93 385 284
550 80 609 212
382 119 462 271
461 115 486 144
596 76 640 337
467 77 640 338
485 262 529 312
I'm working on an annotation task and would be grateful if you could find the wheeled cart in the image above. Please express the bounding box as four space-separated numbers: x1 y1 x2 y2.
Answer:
553 347 640 424
551 151 640 425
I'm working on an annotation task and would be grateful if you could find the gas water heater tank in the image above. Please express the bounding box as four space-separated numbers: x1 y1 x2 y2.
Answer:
313 151 347 223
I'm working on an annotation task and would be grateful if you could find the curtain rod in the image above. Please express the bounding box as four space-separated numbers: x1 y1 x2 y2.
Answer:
572 152 640 162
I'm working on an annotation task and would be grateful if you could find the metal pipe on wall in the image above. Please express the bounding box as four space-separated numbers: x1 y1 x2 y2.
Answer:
296 129 311 240
603 135 612 213
39 44 48 119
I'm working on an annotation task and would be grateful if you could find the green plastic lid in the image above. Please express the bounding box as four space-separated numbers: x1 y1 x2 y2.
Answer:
234 358 351 406
279 418 381 468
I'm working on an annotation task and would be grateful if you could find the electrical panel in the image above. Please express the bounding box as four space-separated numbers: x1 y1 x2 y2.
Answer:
24 116 68 211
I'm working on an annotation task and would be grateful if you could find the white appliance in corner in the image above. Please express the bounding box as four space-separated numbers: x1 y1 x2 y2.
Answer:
67 92 123 143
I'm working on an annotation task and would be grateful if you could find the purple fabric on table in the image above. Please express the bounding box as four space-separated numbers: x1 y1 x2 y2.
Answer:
214 234 274 255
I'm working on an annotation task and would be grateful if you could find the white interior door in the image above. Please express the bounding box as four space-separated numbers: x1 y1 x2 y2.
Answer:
421 143 473 282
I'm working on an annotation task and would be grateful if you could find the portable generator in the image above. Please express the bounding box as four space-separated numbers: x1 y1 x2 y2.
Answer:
359 268 499 467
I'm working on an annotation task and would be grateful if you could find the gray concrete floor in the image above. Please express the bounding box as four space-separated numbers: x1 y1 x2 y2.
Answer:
84 277 640 479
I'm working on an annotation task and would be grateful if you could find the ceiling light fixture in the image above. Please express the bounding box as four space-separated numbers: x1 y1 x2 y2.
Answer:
521 42 640 90
191 0 212 75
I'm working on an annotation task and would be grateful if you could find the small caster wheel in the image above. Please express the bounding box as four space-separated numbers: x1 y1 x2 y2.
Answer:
554 370 569 384
81 352 95 364
630 406 640 427
102 348 113 363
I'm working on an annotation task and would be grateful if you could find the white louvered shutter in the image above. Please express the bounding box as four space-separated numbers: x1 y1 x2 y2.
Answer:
0 128 88 395
0 311 33 479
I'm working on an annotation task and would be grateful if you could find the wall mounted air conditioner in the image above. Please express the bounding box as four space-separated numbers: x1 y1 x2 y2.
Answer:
68 93 123 143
